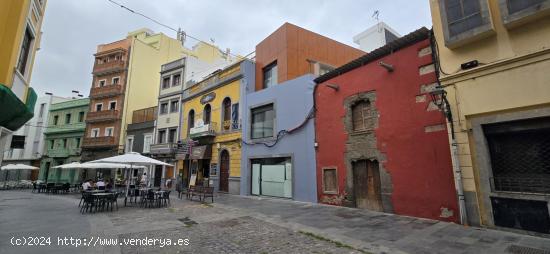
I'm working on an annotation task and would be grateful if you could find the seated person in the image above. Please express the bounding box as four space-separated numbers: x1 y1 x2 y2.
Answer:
81 180 91 191
96 179 105 189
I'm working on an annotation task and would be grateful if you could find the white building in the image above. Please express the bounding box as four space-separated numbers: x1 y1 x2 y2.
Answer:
353 22 401 52
1 94 70 180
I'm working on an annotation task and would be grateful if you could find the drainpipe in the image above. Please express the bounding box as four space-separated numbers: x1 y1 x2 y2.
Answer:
429 29 468 225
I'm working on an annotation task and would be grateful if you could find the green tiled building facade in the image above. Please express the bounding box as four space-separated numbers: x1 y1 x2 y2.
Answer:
39 98 89 183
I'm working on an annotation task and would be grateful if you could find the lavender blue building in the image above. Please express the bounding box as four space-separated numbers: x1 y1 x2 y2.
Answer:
240 74 317 203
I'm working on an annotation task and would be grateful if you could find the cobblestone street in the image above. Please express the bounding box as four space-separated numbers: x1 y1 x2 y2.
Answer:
2 190 550 254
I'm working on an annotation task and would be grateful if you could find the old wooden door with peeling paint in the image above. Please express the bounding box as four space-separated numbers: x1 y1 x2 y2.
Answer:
353 160 383 211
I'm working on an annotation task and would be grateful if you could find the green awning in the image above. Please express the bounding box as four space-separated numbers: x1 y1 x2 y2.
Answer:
0 84 36 131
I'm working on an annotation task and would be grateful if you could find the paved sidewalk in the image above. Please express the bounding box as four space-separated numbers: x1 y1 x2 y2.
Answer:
203 194 550 254
1 190 550 254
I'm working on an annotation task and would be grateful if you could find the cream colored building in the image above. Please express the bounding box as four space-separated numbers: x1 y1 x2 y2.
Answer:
430 0 550 233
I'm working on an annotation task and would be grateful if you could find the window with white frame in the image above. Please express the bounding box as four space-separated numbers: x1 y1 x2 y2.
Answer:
91 128 100 138
170 100 179 113
109 101 117 110
105 127 114 137
160 102 169 114
126 136 134 153
143 133 153 153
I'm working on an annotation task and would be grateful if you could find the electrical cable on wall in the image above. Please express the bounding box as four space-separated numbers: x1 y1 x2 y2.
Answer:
242 107 314 148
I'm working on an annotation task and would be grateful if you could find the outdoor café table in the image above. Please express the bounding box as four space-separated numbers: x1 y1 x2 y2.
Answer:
92 193 114 212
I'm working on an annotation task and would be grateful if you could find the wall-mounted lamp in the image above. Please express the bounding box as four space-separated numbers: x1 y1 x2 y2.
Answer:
325 83 339 91
378 61 394 72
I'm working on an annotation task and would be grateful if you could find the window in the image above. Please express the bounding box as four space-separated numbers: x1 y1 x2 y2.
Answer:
38 103 46 118
78 112 85 122
158 130 166 143
507 0 546 14
105 127 114 137
62 138 67 148
162 77 170 89
109 101 117 110
251 104 274 139
263 61 278 89
188 110 195 131
112 77 120 85
91 128 100 138
222 98 232 130
160 102 168 114
499 0 550 27
170 100 179 113
53 115 59 125
95 103 103 112
65 113 71 124
445 0 483 36
98 80 106 87
203 104 211 124
172 74 181 86
75 138 81 148
17 27 34 75
169 128 177 143
352 100 374 131
126 136 134 153
439 0 492 47
143 133 153 153
323 168 338 193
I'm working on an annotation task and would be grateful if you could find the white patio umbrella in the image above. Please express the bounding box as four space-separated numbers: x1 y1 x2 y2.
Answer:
1 164 39 187
88 152 171 205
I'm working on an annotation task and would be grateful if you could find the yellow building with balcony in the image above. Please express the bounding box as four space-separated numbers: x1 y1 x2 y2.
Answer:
178 60 254 194
430 0 550 233
0 0 46 160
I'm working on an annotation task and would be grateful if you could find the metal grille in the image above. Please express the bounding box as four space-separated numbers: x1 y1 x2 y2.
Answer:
486 127 550 194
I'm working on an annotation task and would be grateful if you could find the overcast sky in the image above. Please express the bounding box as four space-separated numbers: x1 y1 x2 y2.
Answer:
31 0 432 98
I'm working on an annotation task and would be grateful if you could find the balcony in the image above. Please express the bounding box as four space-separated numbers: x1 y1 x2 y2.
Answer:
82 136 116 148
149 143 177 156
190 122 217 138
93 60 126 75
90 85 123 98
47 148 81 158
86 110 120 123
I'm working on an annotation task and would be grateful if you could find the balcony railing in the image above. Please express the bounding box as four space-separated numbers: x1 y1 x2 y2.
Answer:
90 85 123 98
86 110 120 123
47 148 81 158
93 60 126 75
82 136 116 148
189 122 217 138
132 106 157 124
149 143 177 155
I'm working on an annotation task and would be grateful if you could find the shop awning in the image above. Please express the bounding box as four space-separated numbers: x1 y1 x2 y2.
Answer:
189 145 211 160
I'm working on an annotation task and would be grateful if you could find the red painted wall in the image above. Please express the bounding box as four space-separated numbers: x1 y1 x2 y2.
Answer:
315 39 458 222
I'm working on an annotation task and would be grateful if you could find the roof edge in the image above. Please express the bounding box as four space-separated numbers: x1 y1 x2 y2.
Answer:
315 27 430 84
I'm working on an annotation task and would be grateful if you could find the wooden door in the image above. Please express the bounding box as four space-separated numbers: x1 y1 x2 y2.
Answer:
353 160 383 211
219 150 230 192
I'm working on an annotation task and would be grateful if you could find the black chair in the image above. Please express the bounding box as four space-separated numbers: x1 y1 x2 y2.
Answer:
144 190 156 208
80 192 96 213
106 193 119 211
159 191 171 207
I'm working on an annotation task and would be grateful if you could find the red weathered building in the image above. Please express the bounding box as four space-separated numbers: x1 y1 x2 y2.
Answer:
314 27 458 222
